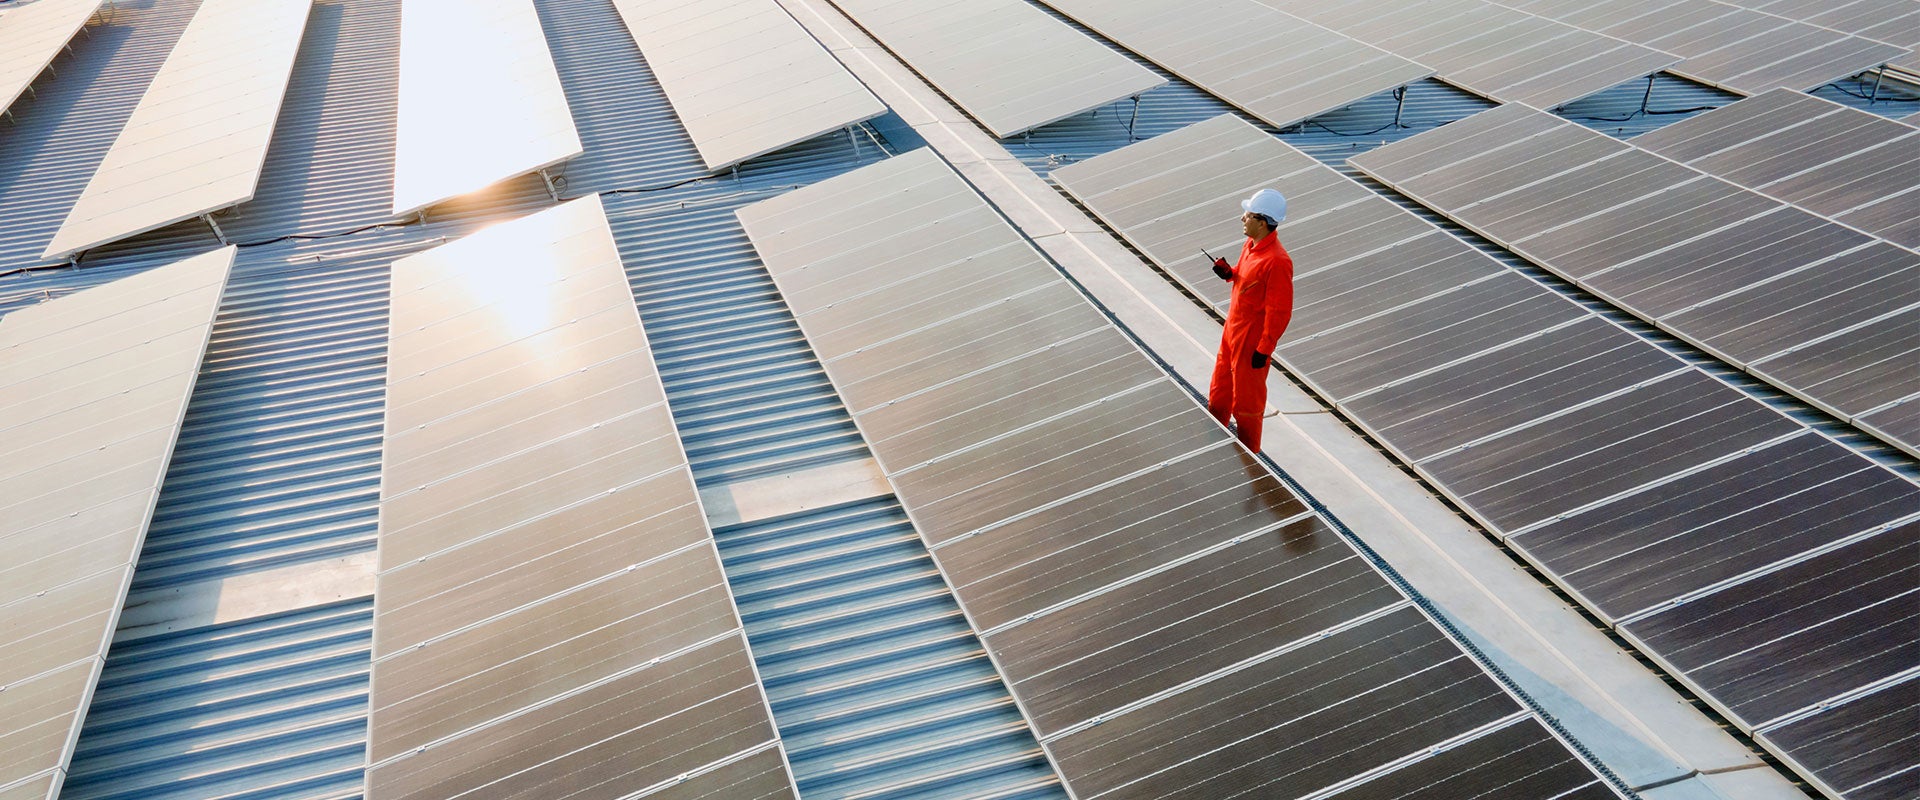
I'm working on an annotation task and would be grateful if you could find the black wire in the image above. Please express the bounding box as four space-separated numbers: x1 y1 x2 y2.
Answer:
1304 118 1406 137
1820 81 1920 102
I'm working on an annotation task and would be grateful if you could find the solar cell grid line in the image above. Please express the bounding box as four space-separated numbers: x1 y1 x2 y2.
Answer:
0 0 104 119
1633 88 1920 248
1618 519 1920 732
606 0 885 172
819 0 1161 138
364 196 796 800
0 246 232 797
1757 670 1920 800
37 0 313 261
1254 0 1676 108
1349 103 1920 454
390 0 582 217
739 149 1623 800
1032 0 1435 132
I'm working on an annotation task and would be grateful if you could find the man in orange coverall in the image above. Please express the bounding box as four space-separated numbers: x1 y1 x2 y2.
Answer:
1208 188 1293 452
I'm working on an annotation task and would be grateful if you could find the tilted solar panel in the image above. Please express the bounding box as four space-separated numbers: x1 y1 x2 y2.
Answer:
1059 113 1920 798
1634 88 1920 248
740 149 1624 800
1036 0 1435 130
1257 0 1677 108
608 0 885 171
39 0 313 260
0 246 232 796
0 0 104 119
363 196 794 800
823 0 1162 137
1350 103 1920 456
1492 0 1911 95
390 0 582 216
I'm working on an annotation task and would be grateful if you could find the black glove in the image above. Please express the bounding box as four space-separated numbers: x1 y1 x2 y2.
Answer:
1250 352 1269 369
1211 258 1231 281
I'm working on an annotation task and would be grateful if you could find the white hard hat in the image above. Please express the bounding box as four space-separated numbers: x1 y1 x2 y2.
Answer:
1241 188 1287 225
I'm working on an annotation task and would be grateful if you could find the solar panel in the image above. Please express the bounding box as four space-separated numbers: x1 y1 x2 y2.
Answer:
1634 89 1920 247
1512 432 1920 620
1042 607 1532 800
391 0 582 216
1035 0 1434 130
607 0 885 171
1259 0 1675 108
366 196 793 800
1757 667 1919 800
1495 0 1911 94
1621 522 1919 730
0 246 232 795
0 0 103 119
739 149 1619 800
1053 114 1920 796
1326 716 1618 800
821 0 1162 137
38 0 312 260
1350 103 1920 455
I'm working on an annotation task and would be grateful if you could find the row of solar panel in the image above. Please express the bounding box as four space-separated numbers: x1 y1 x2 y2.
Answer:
1498 0 1914 93
1052 112 1918 800
0 248 232 797
741 149 1623 800
360 196 799 800
3 0 882 263
1348 101 1919 456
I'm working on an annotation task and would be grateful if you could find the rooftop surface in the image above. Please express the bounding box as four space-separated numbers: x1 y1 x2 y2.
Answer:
0 0 1916 798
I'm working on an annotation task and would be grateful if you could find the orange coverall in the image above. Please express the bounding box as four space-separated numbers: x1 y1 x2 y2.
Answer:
1208 230 1293 451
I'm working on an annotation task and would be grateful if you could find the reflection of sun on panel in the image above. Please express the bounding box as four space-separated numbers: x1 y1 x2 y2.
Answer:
392 0 582 217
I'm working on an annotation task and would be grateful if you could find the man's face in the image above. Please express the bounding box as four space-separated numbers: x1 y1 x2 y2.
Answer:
1241 211 1269 239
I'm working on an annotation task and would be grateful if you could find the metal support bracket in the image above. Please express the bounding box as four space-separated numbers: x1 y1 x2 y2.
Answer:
539 168 562 202
1127 95 1142 141
1392 85 1407 129
1639 74 1655 115
202 213 229 245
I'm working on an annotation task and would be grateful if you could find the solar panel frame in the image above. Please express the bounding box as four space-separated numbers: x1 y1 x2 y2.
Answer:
607 0 885 171
390 0 583 216
39 0 314 260
823 0 1163 138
